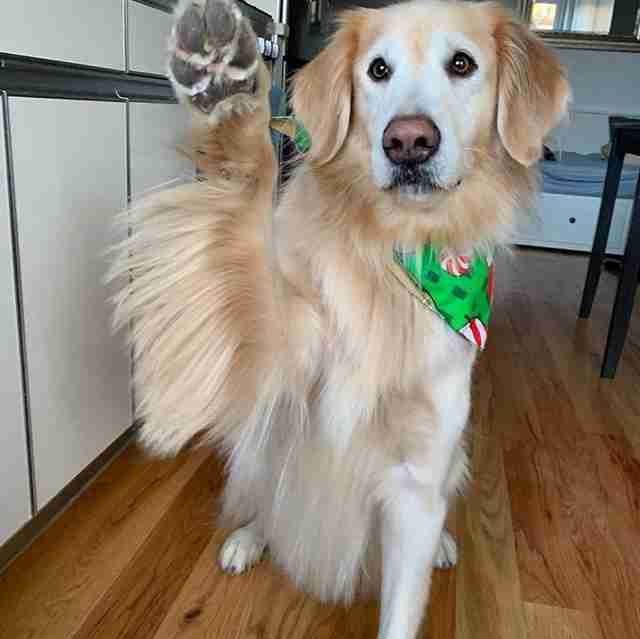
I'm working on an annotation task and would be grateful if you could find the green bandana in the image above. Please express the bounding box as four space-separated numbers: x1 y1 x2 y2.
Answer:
271 118 494 349
391 245 494 349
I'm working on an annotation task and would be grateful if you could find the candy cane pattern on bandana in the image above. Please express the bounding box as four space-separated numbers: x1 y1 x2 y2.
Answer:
439 250 472 277
460 318 488 349
392 244 493 350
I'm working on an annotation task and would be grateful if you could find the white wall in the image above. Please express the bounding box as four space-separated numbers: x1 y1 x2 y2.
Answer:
552 48 640 154
555 48 640 113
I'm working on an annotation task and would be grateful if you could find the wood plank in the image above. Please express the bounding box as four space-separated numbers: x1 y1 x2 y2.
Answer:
490 305 598 609
149 523 456 639
72 453 223 639
151 532 382 639
509 250 636 440
0 444 211 639
501 252 640 638
424 561 457 639
508 250 640 452
504 437 600 609
524 603 603 639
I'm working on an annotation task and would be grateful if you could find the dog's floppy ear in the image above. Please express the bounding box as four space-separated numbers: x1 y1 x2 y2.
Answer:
291 13 363 166
492 8 570 166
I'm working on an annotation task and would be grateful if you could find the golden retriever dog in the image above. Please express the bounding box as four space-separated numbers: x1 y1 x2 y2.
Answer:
111 1 568 636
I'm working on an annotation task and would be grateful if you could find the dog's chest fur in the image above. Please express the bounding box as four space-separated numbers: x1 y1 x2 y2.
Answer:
274 202 478 454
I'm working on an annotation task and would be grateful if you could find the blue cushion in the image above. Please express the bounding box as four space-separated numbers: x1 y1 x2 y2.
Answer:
541 152 639 199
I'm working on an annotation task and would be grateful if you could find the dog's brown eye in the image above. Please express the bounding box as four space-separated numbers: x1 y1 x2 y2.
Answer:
448 51 477 77
368 57 391 82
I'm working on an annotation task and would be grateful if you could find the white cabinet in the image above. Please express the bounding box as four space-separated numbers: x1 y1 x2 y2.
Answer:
0 0 125 70
0 0 192 550
0 101 32 545
514 192 632 255
9 98 132 509
130 102 193 198
128 1 173 76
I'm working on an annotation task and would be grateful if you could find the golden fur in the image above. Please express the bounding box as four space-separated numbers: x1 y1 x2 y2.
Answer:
110 0 569 613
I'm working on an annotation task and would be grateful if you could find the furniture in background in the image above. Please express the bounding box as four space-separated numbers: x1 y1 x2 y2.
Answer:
0 0 286 564
512 108 639 253
0 0 188 554
579 117 640 378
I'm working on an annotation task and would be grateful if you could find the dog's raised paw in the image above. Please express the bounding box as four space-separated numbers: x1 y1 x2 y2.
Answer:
434 529 458 569
219 524 266 575
169 0 259 114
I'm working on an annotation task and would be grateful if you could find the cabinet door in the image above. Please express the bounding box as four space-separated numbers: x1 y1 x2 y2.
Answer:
246 0 279 18
0 101 32 544
9 98 132 509
128 1 173 76
130 102 193 199
0 0 124 70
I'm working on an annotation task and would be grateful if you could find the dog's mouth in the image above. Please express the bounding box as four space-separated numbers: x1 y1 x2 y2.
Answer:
387 164 461 197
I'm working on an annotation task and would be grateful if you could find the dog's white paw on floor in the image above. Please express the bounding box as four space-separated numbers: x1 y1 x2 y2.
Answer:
219 524 266 575
433 530 458 569
169 0 259 113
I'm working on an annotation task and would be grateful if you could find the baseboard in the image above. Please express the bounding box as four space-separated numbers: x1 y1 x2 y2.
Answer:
0 423 139 575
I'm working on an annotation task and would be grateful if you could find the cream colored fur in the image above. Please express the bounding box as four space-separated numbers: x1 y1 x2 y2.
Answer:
110 2 569 636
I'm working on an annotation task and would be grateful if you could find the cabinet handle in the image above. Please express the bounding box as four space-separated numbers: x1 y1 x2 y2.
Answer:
569 217 576 224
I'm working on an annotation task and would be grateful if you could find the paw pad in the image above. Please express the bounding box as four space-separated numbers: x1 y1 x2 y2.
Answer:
169 0 259 113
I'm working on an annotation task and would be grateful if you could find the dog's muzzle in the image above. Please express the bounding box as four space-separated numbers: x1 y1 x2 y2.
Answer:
383 115 443 192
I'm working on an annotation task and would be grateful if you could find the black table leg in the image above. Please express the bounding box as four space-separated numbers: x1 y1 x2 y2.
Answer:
601 176 640 378
578 140 625 319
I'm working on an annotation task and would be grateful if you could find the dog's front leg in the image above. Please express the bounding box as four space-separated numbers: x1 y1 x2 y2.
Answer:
168 0 275 182
378 470 447 639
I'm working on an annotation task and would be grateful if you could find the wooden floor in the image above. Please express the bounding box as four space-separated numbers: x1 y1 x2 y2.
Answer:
1 248 639 639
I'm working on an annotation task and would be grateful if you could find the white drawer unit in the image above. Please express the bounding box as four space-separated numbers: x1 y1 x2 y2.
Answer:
130 102 193 198
9 98 132 509
514 192 633 255
0 100 32 545
0 0 125 70
128 0 173 76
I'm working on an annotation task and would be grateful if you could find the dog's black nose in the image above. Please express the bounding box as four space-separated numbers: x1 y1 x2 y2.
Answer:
383 116 441 165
